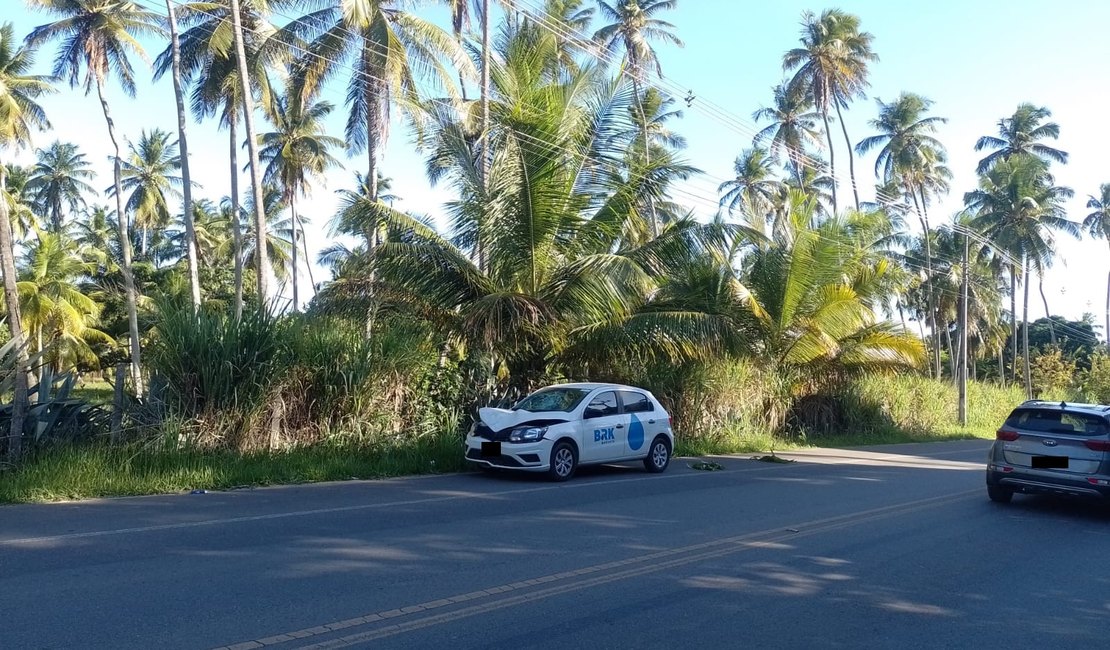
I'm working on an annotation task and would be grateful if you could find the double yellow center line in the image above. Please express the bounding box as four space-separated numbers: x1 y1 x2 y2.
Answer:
213 488 978 650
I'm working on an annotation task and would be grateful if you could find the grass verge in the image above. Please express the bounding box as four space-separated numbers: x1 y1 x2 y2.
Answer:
0 434 465 504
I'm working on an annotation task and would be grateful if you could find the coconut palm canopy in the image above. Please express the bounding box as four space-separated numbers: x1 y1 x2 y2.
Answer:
1 1 1107 469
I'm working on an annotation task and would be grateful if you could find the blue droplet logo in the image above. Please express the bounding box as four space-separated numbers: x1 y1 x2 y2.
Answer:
628 414 645 451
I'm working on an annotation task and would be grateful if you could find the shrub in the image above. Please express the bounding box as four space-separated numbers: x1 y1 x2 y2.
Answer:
1078 353 1110 404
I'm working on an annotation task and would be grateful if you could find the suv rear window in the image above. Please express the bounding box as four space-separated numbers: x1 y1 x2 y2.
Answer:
1004 408 1110 436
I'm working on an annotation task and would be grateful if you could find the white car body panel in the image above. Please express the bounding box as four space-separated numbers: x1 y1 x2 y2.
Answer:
464 383 674 476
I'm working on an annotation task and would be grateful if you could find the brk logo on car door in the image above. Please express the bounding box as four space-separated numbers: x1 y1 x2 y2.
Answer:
594 426 616 444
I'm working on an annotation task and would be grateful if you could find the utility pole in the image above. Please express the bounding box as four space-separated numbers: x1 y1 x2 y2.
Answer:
958 227 970 426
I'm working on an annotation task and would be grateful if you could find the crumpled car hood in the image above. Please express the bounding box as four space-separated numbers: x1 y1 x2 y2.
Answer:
478 407 572 432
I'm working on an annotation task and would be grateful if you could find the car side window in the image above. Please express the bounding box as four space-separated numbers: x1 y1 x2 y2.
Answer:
618 391 653 414
584 392 619 419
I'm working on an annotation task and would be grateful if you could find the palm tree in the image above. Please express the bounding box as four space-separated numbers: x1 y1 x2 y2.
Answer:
240 187 293 288
752 82 822 186
975 103 1069 175
784 9 878 214
26 0 164 394
3 163 41 241
259 87 343 310
966 156 1078 397
855 92 948 376
226 0 273 305
154 0 286 319
72 204 120 274
718 148 782 232
26 141 96 232
114 129 184 259
17 231 112 381
593 0 684 238
0 22 52 462
734 213 924 423
163 0 201 310
538 0 597 70
1084 184 1110 343
783 159 835 216
285 0 471 210
855 93 947 186
331 23 696 391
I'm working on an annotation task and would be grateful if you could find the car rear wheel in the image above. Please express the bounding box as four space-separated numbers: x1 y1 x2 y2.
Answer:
643 436 671 473
987 485 1013 503
548 441 577 482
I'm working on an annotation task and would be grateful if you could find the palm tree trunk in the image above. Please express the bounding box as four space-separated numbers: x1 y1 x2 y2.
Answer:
36 329 45 392
479 0 491 275
630 73 657 239
290 196 298 312
911 188 940 379
833 100 860 211
167 0 201 312
300 223 316 299
1106 265 1110 346
229 116 244 320
0 162 28 463
820 109 838 216
945 319 957 382
96 78 144 395
998 347 1005 386
1022 255 1032 398
1010 266 1018 386
229 0 270 305
1039 274 1055 346
52 194 62 232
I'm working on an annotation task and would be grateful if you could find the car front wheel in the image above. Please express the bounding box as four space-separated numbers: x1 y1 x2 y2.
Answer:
548 441 577 482
644 436 671 473
987 485 1013 504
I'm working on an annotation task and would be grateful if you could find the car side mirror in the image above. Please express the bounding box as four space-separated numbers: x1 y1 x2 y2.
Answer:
584 407 604 420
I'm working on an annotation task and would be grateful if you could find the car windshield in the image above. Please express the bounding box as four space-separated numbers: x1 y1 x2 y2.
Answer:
512 388 589 413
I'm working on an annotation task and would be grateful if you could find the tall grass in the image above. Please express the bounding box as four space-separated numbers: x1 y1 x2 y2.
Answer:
0 432 465 503
647 359 1030 456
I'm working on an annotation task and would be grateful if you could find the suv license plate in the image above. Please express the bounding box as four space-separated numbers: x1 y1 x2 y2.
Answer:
1031 455 1068 469
481 441 501 457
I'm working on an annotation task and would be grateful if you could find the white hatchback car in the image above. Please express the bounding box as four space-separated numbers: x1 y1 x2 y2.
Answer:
464 383 675 481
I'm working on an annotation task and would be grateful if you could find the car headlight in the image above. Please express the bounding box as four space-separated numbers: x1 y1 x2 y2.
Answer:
509 426 547 443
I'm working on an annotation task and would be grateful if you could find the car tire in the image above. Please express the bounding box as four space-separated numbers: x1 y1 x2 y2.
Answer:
548 441 577 482
643 436 671 474
987 485 1013 504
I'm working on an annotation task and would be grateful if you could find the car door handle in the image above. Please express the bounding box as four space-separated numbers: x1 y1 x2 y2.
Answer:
616 424 625 429
648 420 656 424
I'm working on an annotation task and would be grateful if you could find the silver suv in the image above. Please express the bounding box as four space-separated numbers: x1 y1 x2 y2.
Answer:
986 401 1110 503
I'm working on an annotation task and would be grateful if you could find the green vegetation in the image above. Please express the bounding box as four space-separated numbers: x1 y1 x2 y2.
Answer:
1 2 1107 502
0 435 464 503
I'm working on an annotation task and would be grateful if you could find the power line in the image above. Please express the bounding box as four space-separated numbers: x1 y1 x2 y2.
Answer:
143 0 1088 346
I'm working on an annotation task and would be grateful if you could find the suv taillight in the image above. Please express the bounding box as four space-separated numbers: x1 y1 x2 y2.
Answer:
1085 440 1110 452
996 428 1020 441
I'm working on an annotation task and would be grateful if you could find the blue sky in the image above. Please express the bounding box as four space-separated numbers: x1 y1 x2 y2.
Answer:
8 0 1110 331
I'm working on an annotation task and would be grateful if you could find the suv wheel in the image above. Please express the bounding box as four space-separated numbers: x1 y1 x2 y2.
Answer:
987 485 1013 504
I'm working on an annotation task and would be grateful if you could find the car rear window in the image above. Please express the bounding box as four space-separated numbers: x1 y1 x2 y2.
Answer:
618 391 653 414
1004 408 1110 436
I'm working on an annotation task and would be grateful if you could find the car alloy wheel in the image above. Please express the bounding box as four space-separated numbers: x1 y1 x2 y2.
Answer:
549 442 577 482
644 436 671 473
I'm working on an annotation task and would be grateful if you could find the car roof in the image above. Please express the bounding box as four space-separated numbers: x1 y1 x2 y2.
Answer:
544 382 647 392
1014 400 1110 418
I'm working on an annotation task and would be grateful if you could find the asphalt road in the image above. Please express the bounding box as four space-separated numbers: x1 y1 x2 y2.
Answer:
4 439 1110 650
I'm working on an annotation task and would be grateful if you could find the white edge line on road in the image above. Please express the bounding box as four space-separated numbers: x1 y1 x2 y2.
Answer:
1 444 991 547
